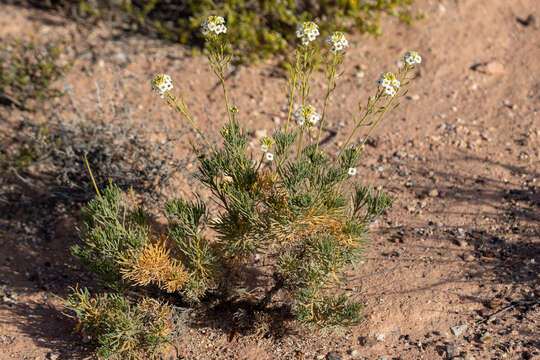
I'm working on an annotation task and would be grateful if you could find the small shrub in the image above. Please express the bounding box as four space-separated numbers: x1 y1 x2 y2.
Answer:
18 0 419 62
67 17 422 359
0 37 71 110
65 286 175 360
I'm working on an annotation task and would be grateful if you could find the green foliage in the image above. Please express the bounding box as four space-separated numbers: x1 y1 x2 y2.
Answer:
38 0 418 62
65 287 174 360
71 184 151 290
0 37 71 110
68 17 421 352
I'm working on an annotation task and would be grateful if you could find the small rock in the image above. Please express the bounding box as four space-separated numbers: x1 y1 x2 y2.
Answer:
445 345 456 358
46 351 60 360
517 14 536 27
375 333 385 342
356 71 365 78
451 323 467 336
112 52 128 65
350 350 359 357
456 239 468 248
457 227 465 236
428 189 439 197
462 253 474 261
326 351 342 360
255 129 267 139
471 83 478 91
407 94 420 101
82 335 91 343
272 116 281 124
480 334 493 344
471 61 505 75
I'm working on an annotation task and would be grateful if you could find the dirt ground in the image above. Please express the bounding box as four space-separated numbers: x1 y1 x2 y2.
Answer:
0 0 539 359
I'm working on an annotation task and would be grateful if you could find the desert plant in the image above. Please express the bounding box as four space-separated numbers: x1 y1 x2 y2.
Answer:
0 36 71 110
67 16 422 358
16 0 419 62
65 286 175 360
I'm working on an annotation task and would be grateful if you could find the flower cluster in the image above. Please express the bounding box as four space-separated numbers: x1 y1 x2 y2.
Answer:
376 72 400 97
260 137 275 161
294 105 320 126
201 16 227 36
296 22 319 45
151 74 173 99
348 167 357 176
326 31 349 53
403 51 422 66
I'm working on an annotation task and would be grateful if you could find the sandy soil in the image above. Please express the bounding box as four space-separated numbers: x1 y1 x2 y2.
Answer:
0 0 538 359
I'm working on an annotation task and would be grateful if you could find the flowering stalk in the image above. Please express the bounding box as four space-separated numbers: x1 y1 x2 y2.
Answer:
315 53 340 153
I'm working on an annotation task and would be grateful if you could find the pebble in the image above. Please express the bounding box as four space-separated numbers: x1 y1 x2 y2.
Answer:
408 94 420 101
473 61 505 75
272 116 281 124
428 189 439 197
445 345 456 358
457 227 465 236
46 352 60 360
326 351 342 360
375 333 385 341
451 323 467 336
255 129 267 138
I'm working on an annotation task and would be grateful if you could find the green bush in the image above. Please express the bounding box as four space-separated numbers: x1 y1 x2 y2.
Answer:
23 0 418 62
66 17 422 359
65 286 175 360
0 37 71 110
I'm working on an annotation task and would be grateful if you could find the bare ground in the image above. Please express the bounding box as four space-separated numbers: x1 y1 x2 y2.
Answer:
0 0 539 359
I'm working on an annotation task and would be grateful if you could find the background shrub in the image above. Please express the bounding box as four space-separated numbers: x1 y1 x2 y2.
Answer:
9 0 419 62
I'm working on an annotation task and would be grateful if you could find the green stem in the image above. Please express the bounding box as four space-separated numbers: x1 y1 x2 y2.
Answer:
170 93 217 155
297 128 304 160
315 54 339 153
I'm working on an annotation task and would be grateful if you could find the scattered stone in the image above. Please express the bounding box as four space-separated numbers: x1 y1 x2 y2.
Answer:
111 52 128 65
356 71 365 78
445 345 456 358
375 333 385 342
428 189 439 198
457 228 466 236
462 253 474 262
456 239 468 248
451 323 467 336
358 336 368 346
326 351 342 360
350 350 359 357
471 83 478 91
255 129 267 138
480 334 493 344
82 335 91 344
471 61 505 75
407 94 420 101
272 116 281 124
46 351 60 360
517 14 536 27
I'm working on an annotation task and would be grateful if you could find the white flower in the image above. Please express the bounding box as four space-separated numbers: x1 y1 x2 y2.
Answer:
326 31 349 53
348 167 357 176
297 22 319 45
403 51 422 65
392 79 400 88
295 105 320 127
384 86 396 97
152 74 173 98
261 144 269 152
266 152 274 161
382 79 391 88
201 16 227 36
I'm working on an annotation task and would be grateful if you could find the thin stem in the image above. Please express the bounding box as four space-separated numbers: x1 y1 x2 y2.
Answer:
285 51 301 133
297 128 304 160
170 92 217 155
315 54 339 153
84 154 102 200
